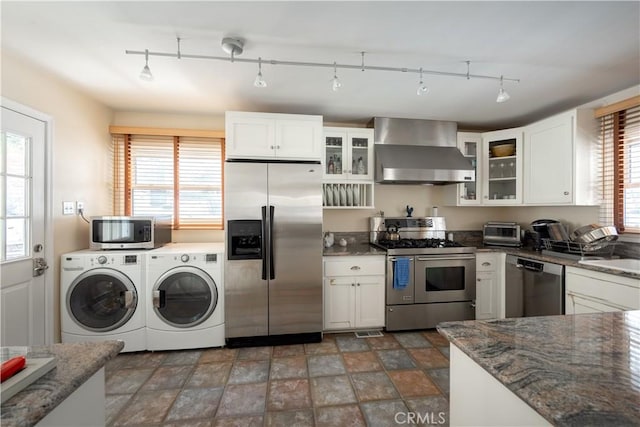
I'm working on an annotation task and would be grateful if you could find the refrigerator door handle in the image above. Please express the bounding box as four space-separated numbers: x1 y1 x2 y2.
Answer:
261 206 267 280
269 205 275 280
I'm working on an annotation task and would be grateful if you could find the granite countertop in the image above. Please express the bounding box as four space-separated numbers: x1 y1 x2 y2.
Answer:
477 246 640 279
323 242 387 256
437 311 640 426
1 340 124 427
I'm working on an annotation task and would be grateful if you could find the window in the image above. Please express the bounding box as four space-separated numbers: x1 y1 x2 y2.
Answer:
598 98 640 233
111 129 224 229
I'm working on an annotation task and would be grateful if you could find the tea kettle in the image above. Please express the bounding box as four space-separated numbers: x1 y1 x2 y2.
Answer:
386 225 401 241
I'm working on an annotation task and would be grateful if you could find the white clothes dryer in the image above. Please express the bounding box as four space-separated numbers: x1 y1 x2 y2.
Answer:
146 243 225 350
61 250 146 352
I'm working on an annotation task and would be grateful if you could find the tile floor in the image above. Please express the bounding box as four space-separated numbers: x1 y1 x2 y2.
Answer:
105 330 451 426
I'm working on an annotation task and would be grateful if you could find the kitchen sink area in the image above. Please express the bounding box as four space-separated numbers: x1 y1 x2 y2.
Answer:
578 258 640 275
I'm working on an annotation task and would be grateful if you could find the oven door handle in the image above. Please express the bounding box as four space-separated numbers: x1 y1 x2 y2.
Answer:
416 255 476 261
388 257 414 261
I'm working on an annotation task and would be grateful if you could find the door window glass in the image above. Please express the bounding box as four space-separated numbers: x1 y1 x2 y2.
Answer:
1 131 30 261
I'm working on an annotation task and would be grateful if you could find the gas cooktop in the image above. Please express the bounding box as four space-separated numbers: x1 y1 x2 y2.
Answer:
372 238 476 255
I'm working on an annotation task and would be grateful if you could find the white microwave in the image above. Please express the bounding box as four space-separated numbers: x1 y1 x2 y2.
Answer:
90 216 171 250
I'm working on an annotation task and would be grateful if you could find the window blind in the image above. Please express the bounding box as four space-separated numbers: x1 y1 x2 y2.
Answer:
598 103 640 233
112 133 223 229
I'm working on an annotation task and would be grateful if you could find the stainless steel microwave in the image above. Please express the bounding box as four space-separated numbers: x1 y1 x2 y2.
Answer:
90 216 171 250
483 222 521 247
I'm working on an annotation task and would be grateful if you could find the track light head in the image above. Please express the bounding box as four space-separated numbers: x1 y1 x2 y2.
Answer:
416 68 428 96
331 62 341 91
496 76 510 103
254 57 267 88
139 49 153 81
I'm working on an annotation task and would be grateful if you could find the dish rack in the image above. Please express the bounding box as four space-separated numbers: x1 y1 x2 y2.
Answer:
542 238 617 258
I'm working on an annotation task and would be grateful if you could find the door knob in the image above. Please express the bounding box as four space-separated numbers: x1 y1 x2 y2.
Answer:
33 257 49 277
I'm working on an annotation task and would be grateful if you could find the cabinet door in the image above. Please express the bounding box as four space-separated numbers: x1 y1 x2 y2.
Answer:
225 114 275 159
456 132 482 205
275 119 321 160
324 276 355 330
475 271 497 320
347 129 374 181
323 130 348 180
481 128 523 205
354 275 385 328
524 113 573 204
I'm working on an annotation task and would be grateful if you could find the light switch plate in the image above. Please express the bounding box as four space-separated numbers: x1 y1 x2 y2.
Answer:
62 201 74 215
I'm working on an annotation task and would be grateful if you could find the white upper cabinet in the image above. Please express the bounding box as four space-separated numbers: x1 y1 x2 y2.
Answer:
323 127 374 181
523 109 598 205
225 111 322 160
481 128 524 205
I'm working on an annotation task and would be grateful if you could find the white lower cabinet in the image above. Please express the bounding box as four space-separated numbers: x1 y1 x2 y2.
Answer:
565 266 640 315
475 252 504 320
323 256 385 330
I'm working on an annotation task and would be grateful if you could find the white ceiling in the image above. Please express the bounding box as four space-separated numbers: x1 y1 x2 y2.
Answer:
2 1 639 129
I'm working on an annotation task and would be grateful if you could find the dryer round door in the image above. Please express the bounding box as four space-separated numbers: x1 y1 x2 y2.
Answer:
152 266 218 328
67 268 138 332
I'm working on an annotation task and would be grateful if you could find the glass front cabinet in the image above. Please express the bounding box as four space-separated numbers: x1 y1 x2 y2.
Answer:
456 132 482 205
481 128 523 205
323 127 374 181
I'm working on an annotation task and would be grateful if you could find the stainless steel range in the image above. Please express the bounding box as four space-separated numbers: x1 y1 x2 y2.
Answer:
370 216 476 331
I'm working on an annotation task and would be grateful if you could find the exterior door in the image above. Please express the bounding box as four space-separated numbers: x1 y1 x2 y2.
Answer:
1 104 50 346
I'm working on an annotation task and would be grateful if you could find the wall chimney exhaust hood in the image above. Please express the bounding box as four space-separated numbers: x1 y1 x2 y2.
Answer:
370 117 475 185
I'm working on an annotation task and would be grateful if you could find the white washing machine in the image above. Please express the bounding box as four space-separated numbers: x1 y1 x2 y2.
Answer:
61 250 146 352
146 243 225 350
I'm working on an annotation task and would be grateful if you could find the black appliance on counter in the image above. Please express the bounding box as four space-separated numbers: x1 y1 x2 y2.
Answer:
528 219 558 251
370 216 476 331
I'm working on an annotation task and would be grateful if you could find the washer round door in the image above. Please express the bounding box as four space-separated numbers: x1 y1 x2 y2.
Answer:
152 266 218 328
67 268 138 332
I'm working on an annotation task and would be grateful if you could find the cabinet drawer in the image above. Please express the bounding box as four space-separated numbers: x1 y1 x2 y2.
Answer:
324 257 385 277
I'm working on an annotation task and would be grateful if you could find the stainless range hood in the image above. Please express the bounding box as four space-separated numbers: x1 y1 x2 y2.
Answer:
371 117 475 185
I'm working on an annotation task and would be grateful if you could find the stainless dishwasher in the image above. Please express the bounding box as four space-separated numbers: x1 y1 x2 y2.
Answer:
505 255 564 318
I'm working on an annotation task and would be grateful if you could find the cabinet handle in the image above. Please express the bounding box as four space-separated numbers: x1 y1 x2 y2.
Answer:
484 195 488 199
357 283 360 286
351 283 355 287
482 262 491 266
276 145 281 149
477 278 481 282
563 191 569 195
270 145 275 149
350 266 361 270
470 302 476 308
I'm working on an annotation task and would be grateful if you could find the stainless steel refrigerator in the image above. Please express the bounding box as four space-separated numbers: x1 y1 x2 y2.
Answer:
224 161 323 346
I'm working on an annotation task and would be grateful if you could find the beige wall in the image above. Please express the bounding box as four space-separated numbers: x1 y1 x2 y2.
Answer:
2 50 114 341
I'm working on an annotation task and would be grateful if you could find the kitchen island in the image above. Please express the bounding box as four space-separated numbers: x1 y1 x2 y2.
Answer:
1 340 123 427
437 311 640 426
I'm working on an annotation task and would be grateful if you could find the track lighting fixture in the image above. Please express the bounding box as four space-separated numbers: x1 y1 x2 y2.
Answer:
416 68 428 96
139 49 153 81
254 57 267 88
127 37 519 101
496 75 510 103
332 62 342 92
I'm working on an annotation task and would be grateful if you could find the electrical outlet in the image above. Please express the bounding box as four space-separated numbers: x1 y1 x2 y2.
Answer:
63 201 74 215
76 201 85 215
